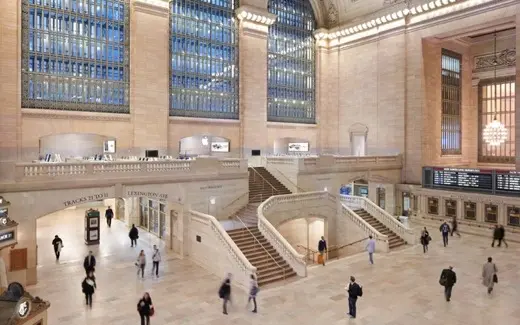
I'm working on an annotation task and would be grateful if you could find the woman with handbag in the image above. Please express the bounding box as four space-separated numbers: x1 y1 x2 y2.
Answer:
136 250 146 278
137 292 154 325
420 227 431 253
247 274 258 313
482 257 498 294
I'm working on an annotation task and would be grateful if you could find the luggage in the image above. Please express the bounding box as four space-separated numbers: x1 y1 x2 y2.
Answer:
317 254 324 265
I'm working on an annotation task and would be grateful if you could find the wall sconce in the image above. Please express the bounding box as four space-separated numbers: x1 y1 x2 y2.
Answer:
209 197 216 205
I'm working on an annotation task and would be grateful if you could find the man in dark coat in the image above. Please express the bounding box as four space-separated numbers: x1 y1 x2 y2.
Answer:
451 217 460 237
51 235 63 260
439 266 457 301
218 273 232 315
83 251 96 275
129 224 139 247
491 225 501 247
439 221 451 247
346 276 362 318
498 225 508 248
318 236 327 266
105 206 114 228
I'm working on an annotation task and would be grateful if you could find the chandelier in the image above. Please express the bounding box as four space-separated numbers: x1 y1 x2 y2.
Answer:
483 31 508 146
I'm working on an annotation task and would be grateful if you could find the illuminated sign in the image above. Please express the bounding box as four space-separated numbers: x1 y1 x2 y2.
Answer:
0 231 14 243
211 142 230 152
288 142 309 152
103 140 116 153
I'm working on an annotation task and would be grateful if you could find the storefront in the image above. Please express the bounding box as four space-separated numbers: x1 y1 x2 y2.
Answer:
139 198 167 239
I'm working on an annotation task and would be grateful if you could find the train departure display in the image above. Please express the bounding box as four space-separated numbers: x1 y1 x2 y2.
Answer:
496 171 520 192
432 168 493 190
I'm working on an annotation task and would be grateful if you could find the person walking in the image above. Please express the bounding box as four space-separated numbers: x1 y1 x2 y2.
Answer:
218 273 232 315
83 251 96 275
498 225 508 248
52 235 63 260
439 266 457 301
491 225 500 247
81 271 96 308
136 250 146 278
318 236 327 266
137 292 154 325
129 224 139 247
247 274 258 313
105 206 114 228
420 227 431 253
365 235 376 264
439 221 451 247
451 216 461 237
482 257 498 294
345 276 363 319
151 245 161 278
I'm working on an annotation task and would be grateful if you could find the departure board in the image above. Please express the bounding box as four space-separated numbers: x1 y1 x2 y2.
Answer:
432 168 493 190
496 171 520 192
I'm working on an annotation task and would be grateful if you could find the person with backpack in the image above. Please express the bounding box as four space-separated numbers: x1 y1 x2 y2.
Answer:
420 227 431 253
247 274 258 313
52 235 63 260
439 221 451 247
439 266 457 301
345 276 362 319
81 271 96 308
218 273 232 315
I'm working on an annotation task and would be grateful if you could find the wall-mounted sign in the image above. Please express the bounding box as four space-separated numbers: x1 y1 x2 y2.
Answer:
127 191 168 200
211 142 229 152
0 231 14 243
104 140 116 153
288 142 309 152
63 193 109 207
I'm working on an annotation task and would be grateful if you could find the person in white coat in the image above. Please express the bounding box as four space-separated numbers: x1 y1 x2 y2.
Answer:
365 235 376 265
151 245 161 278
482 257 498 294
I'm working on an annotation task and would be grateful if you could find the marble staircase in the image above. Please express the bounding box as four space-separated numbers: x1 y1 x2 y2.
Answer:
354 208 406 249
248 167 291 203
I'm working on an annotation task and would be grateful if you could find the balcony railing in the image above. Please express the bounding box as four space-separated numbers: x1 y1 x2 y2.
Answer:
8 158 247 183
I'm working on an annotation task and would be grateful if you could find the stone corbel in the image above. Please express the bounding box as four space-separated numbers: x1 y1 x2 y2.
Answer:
236 6 276 37
471 78 480 88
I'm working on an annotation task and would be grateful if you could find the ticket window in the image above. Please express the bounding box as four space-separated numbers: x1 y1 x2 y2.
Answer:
464 202 476 220
428 198 439 215
485 204 498 223
445 199 457 218
507 206 520 227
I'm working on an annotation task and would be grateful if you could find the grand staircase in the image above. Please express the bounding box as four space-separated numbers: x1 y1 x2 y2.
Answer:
354 208 406 249
227 226 296 286
248 167 291 203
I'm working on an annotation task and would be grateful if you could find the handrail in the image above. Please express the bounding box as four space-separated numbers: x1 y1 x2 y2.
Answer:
235 215 285 281
329 237 370 252
250 167 280 195
263 161 306 193
222 191 249 211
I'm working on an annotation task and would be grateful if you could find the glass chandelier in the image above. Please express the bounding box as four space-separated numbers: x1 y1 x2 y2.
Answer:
483 31 508 146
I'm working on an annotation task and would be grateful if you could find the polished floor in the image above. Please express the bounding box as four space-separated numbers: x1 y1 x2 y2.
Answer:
30 208 520 325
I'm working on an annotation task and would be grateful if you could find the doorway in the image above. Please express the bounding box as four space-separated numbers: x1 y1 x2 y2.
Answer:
376 187 386 209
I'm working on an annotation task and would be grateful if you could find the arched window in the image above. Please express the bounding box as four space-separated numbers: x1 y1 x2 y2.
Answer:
170 0 239 119
267 0 316 124
22 0 130 113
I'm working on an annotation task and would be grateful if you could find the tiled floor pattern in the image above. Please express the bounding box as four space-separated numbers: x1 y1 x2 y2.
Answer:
30 209 520 325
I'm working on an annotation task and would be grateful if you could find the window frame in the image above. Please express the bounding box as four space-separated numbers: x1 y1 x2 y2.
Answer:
440 49 462 155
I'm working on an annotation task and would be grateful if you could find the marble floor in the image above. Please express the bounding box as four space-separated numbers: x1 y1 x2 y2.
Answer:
30 209 520 325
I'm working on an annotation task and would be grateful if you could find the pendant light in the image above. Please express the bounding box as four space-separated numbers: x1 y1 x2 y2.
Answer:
482 31 508 146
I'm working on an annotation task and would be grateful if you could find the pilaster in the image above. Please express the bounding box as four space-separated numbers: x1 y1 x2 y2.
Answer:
130 0 169 155
236 6 276 157
516 11 520 170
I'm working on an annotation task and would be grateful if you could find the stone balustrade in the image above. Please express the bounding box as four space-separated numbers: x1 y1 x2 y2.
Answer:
264 154 402 174
9 158 247 183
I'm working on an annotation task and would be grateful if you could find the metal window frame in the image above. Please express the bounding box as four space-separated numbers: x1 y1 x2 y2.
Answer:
168 0 239 120
21 0 130 113
440 49 462 155
267 0 316 124
478 75 516 164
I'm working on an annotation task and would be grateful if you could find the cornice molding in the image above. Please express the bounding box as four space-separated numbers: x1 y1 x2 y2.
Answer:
236 6 276 26
21 108 132 122
133 0 169 17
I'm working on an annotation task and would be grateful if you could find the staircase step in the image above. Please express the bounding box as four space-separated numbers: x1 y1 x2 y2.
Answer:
258 271 297 286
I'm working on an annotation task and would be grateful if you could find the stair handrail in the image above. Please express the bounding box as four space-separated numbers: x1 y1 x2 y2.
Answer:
340 195 415 245
235 215 286 281
263 163 306 193
222 191 249 211
340 203 390 252
250 167 280 196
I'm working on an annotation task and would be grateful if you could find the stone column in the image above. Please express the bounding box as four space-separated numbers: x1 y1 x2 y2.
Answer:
236 7 276 157
516 11 520 170
130 1 169 156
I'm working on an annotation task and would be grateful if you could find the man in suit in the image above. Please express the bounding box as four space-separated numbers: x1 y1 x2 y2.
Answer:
83 251 96 275
346 276 362 318
439 266 457 301
105 206 114 228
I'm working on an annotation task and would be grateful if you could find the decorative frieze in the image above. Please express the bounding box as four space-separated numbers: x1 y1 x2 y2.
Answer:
235 6 276 26
474 49 516 71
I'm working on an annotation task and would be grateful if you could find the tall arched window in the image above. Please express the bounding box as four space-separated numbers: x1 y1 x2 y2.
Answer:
170 0 239 119
22 0 130 113
267 0 316 124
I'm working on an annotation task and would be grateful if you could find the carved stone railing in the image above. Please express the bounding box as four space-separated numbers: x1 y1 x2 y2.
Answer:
339 203 389 252
264 154 402 175
188 210 256 290
340 195 416 245
12 158 247 182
